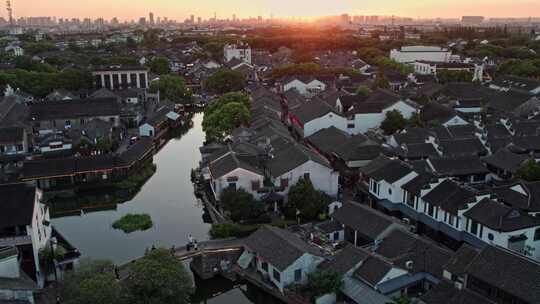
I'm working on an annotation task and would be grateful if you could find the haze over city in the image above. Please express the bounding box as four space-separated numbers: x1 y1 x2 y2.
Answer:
10 0 540 20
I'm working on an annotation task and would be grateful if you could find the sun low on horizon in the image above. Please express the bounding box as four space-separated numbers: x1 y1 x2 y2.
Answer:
8 0 540 20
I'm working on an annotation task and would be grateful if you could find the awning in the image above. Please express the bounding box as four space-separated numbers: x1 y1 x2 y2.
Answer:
166 111 181 121
237 251 254 269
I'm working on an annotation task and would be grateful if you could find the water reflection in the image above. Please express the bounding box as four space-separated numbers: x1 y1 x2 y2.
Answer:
51 113 211 264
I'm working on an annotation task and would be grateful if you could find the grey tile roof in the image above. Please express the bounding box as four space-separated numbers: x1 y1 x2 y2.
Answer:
30 98 121 121
318 245 368 275
465 246 540 303
487 90 533 113
429 156 489 177
482 148 528 173
439 138 488 157
492 75 540 92
421 179 476 214
306 126 350 155
0 184 36 229
244 225 323 271
396 143 439 159
352 256 392 287
290 97 338 124
331 202 398 240
421 282 495 304
420 102 457 124
209 151 263 179
375 229 453 278
0 126 24 143
367 157 414 183
267 144 330 178
402 173 436 196
443 244 480 276
492 181 540 212
349 89 405 114
463 198 540 232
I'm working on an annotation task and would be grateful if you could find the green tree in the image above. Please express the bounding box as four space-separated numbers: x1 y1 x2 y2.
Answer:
286 178 331 222
376 57 414 76
125 248 193 304
408 112 424 128
437 70 473 84
219 188 265 222
60 259 126 304
306 269 343 298
205 92 250 116
149 56 171 75
203 42 225 61
23 41 58 55
357 47 385 64
202 102 250 142
373 70 390 90
205 68 246 94
149 74 192 104
516 159 540 182
355 85 372 97
381 110 407 135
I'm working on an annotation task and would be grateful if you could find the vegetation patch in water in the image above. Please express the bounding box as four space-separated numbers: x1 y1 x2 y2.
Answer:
114 163 157 190
112 213 153 233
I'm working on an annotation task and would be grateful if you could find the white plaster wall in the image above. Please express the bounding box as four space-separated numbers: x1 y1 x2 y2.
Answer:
303 112 347 138
276 160 339 197
213 168 265 200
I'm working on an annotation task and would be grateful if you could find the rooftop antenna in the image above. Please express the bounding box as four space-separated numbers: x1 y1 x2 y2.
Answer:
6 0 13 27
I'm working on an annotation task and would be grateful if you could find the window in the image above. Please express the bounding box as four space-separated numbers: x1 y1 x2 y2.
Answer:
303 173 310 180
388 188 392 195
347 123 355 129
280 178 289 188
534 228 540 241
251 180 260 191
228 183 236 190
488 233 494 241
65 120 71 128
261 262 268 272
428 204 435 217
470 221 478 235
294 269 302 282
273 269 280 282
333 232 340 240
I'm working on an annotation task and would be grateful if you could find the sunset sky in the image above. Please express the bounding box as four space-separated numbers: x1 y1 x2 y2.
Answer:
10 0 540 20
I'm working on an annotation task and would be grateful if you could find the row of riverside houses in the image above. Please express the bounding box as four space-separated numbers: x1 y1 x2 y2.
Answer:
208 59 540 261
234 202 540 304
199 85 340 205
0 66 183 186
0 65 184 302
196 44 540 303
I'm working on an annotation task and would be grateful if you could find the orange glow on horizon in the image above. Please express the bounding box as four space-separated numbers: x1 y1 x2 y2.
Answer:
8 0 540 21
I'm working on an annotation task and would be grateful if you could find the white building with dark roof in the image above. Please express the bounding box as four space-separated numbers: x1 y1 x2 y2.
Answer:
390 46 452 64
267 144 339 197
238 225 325 292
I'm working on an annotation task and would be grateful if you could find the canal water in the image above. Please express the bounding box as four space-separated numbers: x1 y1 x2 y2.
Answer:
50 113 278 303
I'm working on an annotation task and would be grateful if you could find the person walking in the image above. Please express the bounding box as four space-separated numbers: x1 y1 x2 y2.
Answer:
193 239 198 251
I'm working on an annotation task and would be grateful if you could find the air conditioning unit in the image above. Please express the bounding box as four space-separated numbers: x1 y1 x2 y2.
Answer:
405 260 414 270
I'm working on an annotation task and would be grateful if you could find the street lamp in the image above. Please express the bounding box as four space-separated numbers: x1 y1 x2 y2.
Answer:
49 238 58 283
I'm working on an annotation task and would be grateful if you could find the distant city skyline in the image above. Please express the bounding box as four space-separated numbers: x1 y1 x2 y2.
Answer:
7 0 540 21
